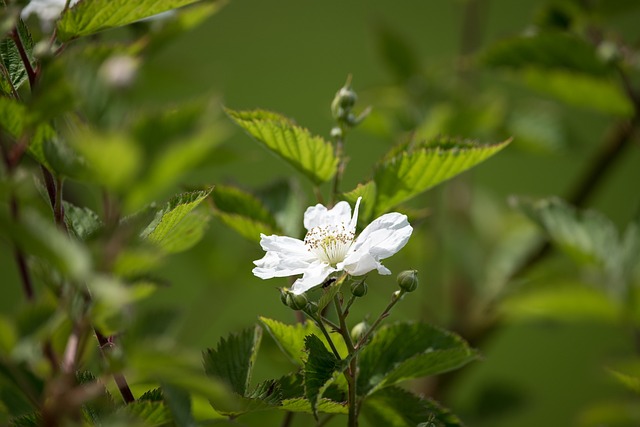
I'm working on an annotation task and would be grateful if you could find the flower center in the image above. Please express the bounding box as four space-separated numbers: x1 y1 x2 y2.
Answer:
304 223 355 266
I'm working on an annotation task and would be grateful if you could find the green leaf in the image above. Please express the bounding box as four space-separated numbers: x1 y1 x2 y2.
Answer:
142 188 212 251
123 401 172 426
256 179 305 237
57 0 204 41
304 334 341 418
362 387 464 427
154 210 210 253
211 185 280 242
63 202 103 241
316 276 346 312
512 197 621 269
259 317 347 366
0 209 91 280
522 68 633 116
502 282 622 323
0 96 26 138
482 32 611 76
373 138 511 215
203 326 262 396
342 181 377 224
375 24 421 83
0 19 35 93
577 400 640 427
226 108 338 184
163 384 196 427
280 398 347 414
357 322 477 395
43 137 86 179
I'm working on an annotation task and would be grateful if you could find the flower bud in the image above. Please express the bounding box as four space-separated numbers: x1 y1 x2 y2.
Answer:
350 279 368 298
285 292 308 311
304 301 318 315
279 288 288 306
350 321 369 342
330 126 343 139
397 270 418 292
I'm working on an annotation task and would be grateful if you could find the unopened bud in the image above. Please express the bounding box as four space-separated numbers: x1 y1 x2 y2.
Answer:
350 279 368 298
285 292 308 311
397 270 418 292
279 288 288 306
392 290 402 301
351 321 369 342
304 301 318 315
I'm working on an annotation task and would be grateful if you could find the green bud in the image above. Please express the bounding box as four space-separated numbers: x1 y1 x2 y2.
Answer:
330 126 343 139
350 279 368 297
336 86 358 109
304 301 319 315
285 292 308 311
397 270 419 292
279 288 288 306
392 290 402 301
351 321 369 342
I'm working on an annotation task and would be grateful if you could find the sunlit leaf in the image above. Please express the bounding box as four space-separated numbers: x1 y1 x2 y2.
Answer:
57 0 205 41
357 322 477 395
280 398 347 414
259 317 347 366
211 185 280 242
342 181 377 224
373 138 511 215
362 387 464 427
142 188 212 252
203 326 262 396
226 108 338 184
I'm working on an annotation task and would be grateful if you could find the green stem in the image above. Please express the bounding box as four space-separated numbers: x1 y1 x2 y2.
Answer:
331 133 345 206
333 295 358 426
310 314 342 360
354 291 405 350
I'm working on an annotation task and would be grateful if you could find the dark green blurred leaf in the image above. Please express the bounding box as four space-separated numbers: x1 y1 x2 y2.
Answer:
357 322 477 395
211 185 280 242
57 0 205 41
226 108 338 184
578 399 640 427
0 209 91 280
502 281 622 323
0 96 26 137
512 197 622 270
0 19 34 93
140 388 164 402
522 68 632 116
8 413 39 427
142 188 212 252
123 401 172 426
607 360 640 394
63 202 103 241
163 384 196 427
304 334 341 418
375 24 421 83
43 137 86 179
362 386 464 427
203 326 262 396
259 317 347 366
482 32 611 76
256 179 305 237
373 138 511 216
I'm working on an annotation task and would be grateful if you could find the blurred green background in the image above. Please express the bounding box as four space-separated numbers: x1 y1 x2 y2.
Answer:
3 0 640 425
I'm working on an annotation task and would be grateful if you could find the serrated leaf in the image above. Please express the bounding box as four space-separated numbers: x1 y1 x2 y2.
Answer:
373 138 510 215
123 401 172 426
226 108 338 184
63 202 103 241
316 276 346 312
259 317 347 366
142 188 212 251
482 32 611 76
0 19 35 92
362 387 464 427
512 197 621 269
140 388 164 402
211 185 280 242
203 326 262 396
280 398 347 414
502 282 622 323
357 322 477 395
57 0 204 41
304 334 341 418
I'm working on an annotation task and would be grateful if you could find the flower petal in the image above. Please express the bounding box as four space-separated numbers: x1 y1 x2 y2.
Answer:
348 197 362 232
340 213 412 276
290 261 336 294
252 234 315 279
304 200 352 231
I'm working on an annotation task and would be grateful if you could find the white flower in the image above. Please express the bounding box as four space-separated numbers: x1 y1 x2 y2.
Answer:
21 0 79 30
253 197 413 294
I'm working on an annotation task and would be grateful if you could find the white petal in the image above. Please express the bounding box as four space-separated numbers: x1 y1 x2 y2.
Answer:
304 200 352 231
348 197 362 232
290 262 336 294
252 234 315 279
340 213 412 276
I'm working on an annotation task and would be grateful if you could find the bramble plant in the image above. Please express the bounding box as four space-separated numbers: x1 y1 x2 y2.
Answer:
3 0 639 426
